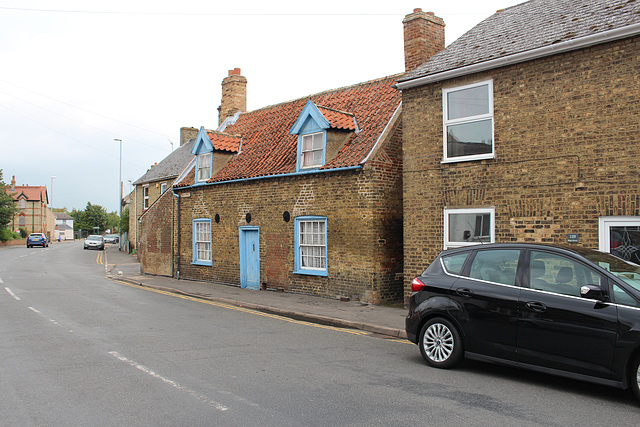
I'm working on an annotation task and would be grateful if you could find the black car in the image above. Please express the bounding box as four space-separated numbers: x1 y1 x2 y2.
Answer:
406 243 640 402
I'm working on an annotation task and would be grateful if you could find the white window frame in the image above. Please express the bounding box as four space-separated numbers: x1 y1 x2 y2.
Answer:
192 218 212 265
444 207 495 249
298 132 325 170
143 185 149 209
197 153 212 182
442 80 494 163
599 216 640 253
294 216 328 276
160 182 167 194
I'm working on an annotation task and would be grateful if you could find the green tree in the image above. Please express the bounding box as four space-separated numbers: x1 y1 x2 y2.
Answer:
73 202 108 236
106 211 120 233
120 207 129 233
0 170 18 240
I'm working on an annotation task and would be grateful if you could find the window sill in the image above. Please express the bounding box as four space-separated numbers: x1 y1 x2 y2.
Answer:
293 269 328 277
441 153 494 164
191 260 212 266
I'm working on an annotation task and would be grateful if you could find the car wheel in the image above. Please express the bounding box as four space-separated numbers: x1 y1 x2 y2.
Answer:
630 355 640 402
419 317 464 369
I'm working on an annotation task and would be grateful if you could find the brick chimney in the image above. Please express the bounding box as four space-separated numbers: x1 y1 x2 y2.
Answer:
403 9 445 72
11 175 15 192
179 127 198 146
217 68 247 126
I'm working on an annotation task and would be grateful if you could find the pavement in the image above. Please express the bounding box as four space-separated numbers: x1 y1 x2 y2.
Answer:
102 244 408 339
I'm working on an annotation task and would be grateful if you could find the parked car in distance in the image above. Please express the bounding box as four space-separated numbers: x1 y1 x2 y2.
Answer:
406 243 640 403
103 234 119 244
27 233 48 248
84 235 104 250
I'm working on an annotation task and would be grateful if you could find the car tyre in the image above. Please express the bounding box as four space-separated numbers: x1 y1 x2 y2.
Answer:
630 355 640 403
419 317 463 369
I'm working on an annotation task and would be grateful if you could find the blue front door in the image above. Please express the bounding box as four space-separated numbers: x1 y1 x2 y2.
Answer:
239 227 260 290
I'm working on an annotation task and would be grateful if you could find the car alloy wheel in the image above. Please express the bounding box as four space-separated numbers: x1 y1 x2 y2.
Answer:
419 317 463 369
631 355 640 403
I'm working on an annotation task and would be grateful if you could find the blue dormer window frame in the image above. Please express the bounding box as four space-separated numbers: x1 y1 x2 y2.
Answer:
290 100 330 172
190 126 215 184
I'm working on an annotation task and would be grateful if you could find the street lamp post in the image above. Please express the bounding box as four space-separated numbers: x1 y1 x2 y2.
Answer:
50 176 56 242
115 138 122 250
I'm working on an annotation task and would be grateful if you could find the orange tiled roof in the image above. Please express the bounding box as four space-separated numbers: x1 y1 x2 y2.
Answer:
177 74 401 186
8 185 48 203
206 131 242 153
316 106 357 131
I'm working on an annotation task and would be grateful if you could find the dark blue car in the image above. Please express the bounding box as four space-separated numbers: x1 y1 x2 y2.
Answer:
27 233 48 248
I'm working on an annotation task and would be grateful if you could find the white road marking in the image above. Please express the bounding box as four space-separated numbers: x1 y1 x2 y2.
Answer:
109 351 229 412
0 277 3 283
4 287 20 300
28 306 73 333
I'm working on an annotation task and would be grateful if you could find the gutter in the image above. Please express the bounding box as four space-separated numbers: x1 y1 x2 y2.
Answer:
396 22 640 89
182 165 363 189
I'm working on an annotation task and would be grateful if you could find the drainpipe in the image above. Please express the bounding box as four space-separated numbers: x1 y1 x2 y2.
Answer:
171 189 181 280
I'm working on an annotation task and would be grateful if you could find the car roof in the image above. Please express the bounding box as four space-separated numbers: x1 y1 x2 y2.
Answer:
439 243 600 258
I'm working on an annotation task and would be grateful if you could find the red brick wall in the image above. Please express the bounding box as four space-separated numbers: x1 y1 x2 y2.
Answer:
139 188 175 276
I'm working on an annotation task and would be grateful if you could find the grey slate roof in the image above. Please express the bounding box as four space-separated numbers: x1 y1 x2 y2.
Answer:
55 212 73 220
133 139 195 185
400 0 640 82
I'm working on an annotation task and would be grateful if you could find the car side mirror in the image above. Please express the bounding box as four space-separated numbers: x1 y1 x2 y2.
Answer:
580 285 607 302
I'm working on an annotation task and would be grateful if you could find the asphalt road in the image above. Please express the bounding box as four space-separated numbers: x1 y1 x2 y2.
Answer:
1 242 639 426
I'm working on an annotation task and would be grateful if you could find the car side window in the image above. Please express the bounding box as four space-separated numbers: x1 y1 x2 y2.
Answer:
529 251 603 297
468 249 520 286
612 283 640 307
441 253 469 275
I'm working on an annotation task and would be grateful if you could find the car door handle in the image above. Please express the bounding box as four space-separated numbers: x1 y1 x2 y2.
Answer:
525 301 547 312
456 288 474 298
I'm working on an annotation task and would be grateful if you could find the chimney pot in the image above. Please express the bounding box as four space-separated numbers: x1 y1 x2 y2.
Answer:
229 68 241 76
414 8 422 12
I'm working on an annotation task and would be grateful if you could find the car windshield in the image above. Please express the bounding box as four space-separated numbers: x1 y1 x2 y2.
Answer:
87 235 102 241
583 251 640 292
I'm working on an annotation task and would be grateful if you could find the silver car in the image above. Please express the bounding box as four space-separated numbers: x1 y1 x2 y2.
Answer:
84 235 104 250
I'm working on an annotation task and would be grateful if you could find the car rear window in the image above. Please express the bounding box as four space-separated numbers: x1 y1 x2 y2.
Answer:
441 253 469 275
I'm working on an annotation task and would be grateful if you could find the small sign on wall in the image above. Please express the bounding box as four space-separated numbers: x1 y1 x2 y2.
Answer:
567 233 579 243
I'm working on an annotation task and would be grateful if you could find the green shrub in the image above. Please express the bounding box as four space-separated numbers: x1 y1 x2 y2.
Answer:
19 227 27 238
0 227 13 242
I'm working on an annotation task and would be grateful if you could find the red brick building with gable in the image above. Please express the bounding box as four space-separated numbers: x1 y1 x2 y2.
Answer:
5 175 52 237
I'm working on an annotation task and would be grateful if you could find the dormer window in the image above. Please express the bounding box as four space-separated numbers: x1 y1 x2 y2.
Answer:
197 153 212 182
300 132 325 169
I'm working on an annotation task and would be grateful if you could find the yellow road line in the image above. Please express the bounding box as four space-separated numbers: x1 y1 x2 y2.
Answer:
110 278 371 336
96 252 104 265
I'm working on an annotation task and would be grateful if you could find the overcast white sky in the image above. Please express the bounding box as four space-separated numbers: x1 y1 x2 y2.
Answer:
0 0 524 213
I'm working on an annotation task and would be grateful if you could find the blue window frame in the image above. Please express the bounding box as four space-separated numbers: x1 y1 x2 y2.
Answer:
297 132 326 170
196 153 212 183
192 218 212 266
294 216 328 276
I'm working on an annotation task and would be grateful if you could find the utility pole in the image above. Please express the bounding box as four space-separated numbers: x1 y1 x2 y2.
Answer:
115 138 122 250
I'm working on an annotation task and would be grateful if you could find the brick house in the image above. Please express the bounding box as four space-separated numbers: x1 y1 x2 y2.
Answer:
397 0 640 301
145 68 406 303
5 175 52 237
